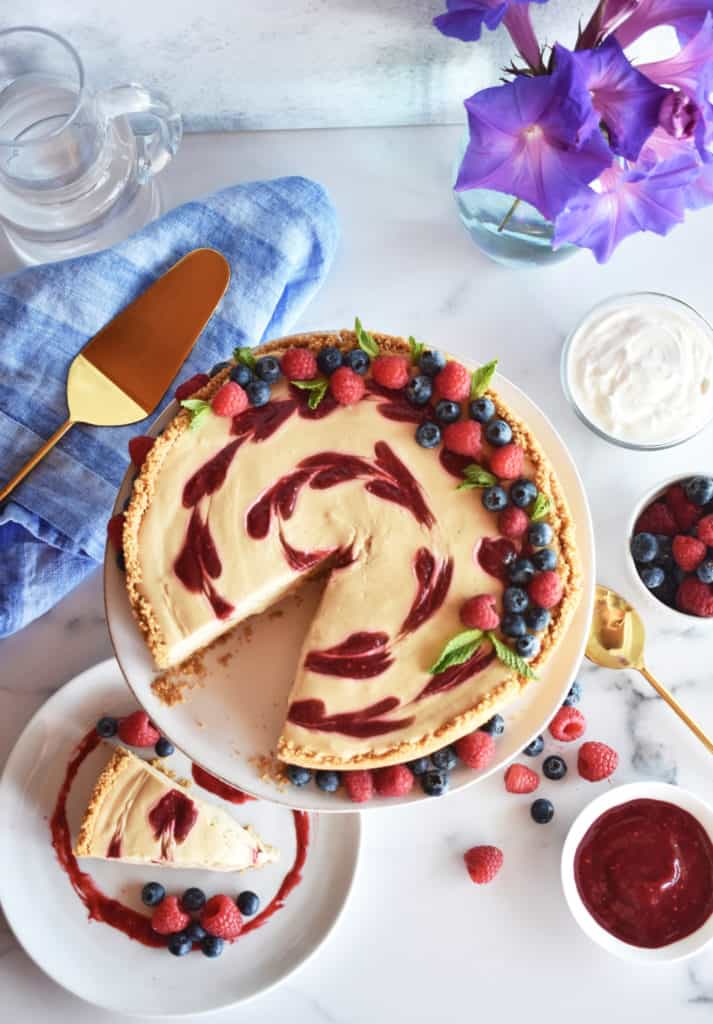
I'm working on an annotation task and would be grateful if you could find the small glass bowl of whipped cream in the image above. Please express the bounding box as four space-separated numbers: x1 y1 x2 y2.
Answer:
562 292 713 450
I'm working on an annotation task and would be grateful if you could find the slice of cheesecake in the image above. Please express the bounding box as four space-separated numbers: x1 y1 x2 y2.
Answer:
74 746 277 871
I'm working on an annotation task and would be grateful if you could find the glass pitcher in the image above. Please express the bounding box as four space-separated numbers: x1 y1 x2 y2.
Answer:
0 26 182 265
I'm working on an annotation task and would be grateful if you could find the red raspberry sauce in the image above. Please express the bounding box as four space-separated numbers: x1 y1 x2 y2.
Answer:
574 798 713 948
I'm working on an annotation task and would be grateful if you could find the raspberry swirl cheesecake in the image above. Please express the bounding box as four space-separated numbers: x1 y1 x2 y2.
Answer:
122 328 581 771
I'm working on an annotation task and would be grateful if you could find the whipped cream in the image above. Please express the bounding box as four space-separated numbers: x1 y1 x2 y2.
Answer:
566 296 713 446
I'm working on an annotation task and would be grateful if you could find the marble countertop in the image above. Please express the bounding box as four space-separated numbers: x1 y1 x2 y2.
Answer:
1 124 713 1023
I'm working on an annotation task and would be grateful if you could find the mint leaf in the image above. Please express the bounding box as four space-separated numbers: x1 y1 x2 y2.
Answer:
409 335 425 365
233 346 256 370
429 629 483 675
471 358 498 399
181 398 211 430
456 463 497 491
291 377 328 410
487 631 537 679
354 316 379 358
530 492 551 522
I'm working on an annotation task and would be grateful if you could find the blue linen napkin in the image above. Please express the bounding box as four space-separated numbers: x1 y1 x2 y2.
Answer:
0 176 339 637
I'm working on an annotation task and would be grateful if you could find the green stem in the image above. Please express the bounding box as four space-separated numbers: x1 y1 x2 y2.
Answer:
498 197 521 233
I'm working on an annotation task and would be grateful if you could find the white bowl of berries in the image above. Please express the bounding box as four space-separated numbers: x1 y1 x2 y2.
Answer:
628 474 713 622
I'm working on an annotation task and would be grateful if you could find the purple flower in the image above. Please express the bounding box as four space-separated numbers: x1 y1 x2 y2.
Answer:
553 151 700 262
433 0 548 43
658 91 700 138
455 63 612 221
554 39 667 160
644 126 713 207
578 0 643 49
616 0 713 48
637 13 713 95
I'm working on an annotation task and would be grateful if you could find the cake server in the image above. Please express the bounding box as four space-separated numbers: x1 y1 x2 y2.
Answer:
0 247 231 504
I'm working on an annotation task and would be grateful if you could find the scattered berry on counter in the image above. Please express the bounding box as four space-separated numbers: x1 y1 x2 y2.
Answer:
532 548 557 572
419 349 446 376
128 435 155 469
525 605 550 632
186 921 207 942
455 730 496 770
175 373 210 401
481 714 505 737
672 535 706 572
330 366 366 405
684 475 713 506
529 570 563 609
528 521 553 547
344 769 375 803
509 478 538 508
434 361 470 402
415 421 441 448
374 764 414 797
106 513 124 552
443 420 482 457
464 845 503 884
578 741 619 782
641 566 665 589
431 746 457 771
549 706 586 742
255 356 282 384
286 764 312 787
408 756 431 775
237 891 260 917
343 348 371 375
522 734 544 757
118 711 160 748
485 418 512 447
697 513 713 545
281 346 317 380
470 396 495 423
246 379 271 407
230 363 253 387
504 763 540 794
167 930 193 957
181 887 206 912
530 798 554 824
509 557 535 585
482 485 508 512
634 501 676 537
405 374 433 405
201 934 225 958
200 894 243 941
435 399 461 424
372 354 410 389
515 634 540 659
316 770 340 793
96 715 118 738
697 559 713 584
504 586 529 614
460 593 500 631
151 895 190 935
212 381 248 417
542 755 567 780
210 360 231 377
562 680 581 707
316 346 343 376
498 505 529 539
666 483 701 530
141 881 165 907
677 576 713 616
421 769 449 796
501 613 527 638
489 442 524 480
154 737 175 758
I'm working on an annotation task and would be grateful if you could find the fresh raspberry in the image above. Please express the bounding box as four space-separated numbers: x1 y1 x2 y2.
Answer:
666 484 702 531
117 710 160 748
504 763 539 793
211 381 248 417
281 346 317 381
698 513 713 546
107 513 124 552
549 706 586 742
330 366 366 405
128 435 154 469
498 505 529 539
529 570 563 609
672 534 707 572
677 576 713 616
174 372 210 401
373 764 414 797
464 845 503 884
578 741 619 782
434 361 470 402
489 443 524 480
634 501 676 537
455 730 496 770
372 355 410 390
460 594 500 631
151 896 190 936
200 894 243 941
442 420 482 457
343 769 375 803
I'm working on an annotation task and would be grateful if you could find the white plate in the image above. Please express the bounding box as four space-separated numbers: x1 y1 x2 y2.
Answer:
105 365 595 811
0 660 360 1017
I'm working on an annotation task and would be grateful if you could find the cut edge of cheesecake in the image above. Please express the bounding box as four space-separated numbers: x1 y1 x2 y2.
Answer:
122 331 583 770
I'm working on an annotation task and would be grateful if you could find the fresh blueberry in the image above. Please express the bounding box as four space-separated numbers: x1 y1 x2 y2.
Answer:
697 559 713 584
408 756 430 775
435 399 461 424
543 755 567 781
469 397 495 423
167 930 193 957
209 360 230 377
201 934 225 958
181 887 206 912
655 535 674 565
317 346 343 376
141 882 165 907
316 770 340 793
421 769 449 796
230 363 253 386
510 557 536 585
525 605 550 632
562 681 581 707
510 478 538 509
504 586 529 614
246 379 271 407
405 374 433 406
685 476 713 506
502 548 518 571
482 486 508 512
673 565 687 584
656 577 678 608
186 922 206 943
237 891 260 916
343 348 370 375
419 350 446 376
531 798 555 824
255 356 282 384
631 531 658 564
516 634 541 659
154 737 174 758
523 734 544 757
641 565 666 590
416 421 441 448
528 522 553 547
486 419 512 447
502 613 527 638
532 548 557 572
431 746 457 771
96 716 118 738
480 714 505 737
286 764 312 787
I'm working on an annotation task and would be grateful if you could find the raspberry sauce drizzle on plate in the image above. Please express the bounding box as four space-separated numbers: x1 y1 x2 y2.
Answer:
191 763 254 803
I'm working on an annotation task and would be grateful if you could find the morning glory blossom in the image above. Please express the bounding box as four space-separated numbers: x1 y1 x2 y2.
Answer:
578 0 643 48
616 0 713 47
433 0 549 44
644 125 713 207
637 12 713 95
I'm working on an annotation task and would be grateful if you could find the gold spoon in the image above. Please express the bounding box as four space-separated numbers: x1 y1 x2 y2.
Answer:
587 584 713 755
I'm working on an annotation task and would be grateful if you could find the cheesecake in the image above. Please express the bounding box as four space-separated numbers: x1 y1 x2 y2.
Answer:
123 330 581 770
75 746 277 870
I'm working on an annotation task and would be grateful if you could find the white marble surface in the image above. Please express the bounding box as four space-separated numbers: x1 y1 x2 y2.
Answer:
2 124 713 1022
